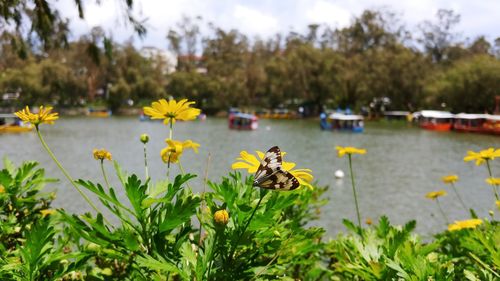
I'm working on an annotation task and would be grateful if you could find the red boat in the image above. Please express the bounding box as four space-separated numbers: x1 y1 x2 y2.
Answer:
228 113 258 130
453 113 488 133
483 115 500 135
416 111 454 131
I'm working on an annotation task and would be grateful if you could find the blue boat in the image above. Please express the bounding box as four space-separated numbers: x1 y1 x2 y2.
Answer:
320 112 364 133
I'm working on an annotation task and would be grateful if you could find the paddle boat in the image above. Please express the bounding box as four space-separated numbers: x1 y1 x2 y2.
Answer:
0 114 33 133
482 114 500 135
414 110 454 131
229 113 258 130
87 108 112 117
383 111 411 121
320 112 364 133
452 113 488 133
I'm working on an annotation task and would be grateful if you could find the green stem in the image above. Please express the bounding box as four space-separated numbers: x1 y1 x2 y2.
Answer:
450 183 468 213
436 198 449 224
178 161 192 190
486 160 499 201
348 154 362 229
35 127 104 217
169 119 173 140
143 143 149 180
229 191 266 261
207 231 218 279
100 160 111 189
199 153 212 246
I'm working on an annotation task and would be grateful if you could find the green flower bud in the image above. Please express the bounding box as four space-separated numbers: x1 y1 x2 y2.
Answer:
140 133 149 144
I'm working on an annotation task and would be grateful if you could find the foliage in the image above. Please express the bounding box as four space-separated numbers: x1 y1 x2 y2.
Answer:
326 217 499 280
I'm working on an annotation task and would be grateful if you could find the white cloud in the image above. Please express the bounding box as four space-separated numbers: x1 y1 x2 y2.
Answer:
232 5 279 36
305 1 351 27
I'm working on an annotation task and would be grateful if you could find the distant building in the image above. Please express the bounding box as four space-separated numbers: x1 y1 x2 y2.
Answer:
140 47 177 74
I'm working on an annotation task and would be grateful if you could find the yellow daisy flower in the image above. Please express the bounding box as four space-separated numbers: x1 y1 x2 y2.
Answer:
143 99 201 125
14 106 59 126
464 148 500 166
160 139 200 164
486 177 500 186
447 219 483 231
93 149 112 161
425 190 447 200
40 209 56 218
441 175 459 184
335 146 367 158
231 150 314 189
0 184 5 193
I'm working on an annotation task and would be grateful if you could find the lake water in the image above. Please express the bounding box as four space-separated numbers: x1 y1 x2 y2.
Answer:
1 117 498 237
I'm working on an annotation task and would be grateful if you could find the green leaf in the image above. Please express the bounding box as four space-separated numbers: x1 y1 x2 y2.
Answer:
136 255 188 279
159 192 201 233
2 156 15 175
113 160 128 185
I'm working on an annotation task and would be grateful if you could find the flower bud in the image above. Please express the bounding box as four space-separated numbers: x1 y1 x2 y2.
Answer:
214 209 229 226
140 133 150 144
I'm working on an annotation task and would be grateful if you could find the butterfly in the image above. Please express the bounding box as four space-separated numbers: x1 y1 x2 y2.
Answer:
253 146 299 191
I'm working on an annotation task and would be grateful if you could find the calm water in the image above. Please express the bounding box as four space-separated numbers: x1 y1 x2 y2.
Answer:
1 117 499 237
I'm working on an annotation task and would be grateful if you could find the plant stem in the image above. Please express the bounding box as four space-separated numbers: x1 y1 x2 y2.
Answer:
199 153 212 246
207 231 218 279
486 160 499 200
229 191 266 261
100 160 111 189
35 127 103 216
348 154 362 229
436 198 449 224
169 119 173 140
143 143 149 180
450 183 468 212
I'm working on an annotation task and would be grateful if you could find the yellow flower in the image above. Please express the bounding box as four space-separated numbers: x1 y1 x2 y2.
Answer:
14 106 59 126
496 201 500 209
335 146 367 158
425 190 447 200
143 99 201 125
214 209 229 226
486 177 500 186
464 148 500 166
0 184 5 193
160 139 200 164
447 219 483 231
93 149 112 161
231 150 314 189
441 175 459 184
40 209 55 218
365 218 373 225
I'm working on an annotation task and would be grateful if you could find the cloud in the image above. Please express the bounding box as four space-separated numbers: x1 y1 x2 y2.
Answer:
305 1 351 27
231 5 279 37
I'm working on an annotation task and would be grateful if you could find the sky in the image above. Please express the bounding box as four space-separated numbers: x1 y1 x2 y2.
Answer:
56 0 500 49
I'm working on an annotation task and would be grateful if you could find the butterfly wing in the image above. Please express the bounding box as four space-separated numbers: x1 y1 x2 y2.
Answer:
253 146 300 191
257 170 300 191
254 146 282 185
